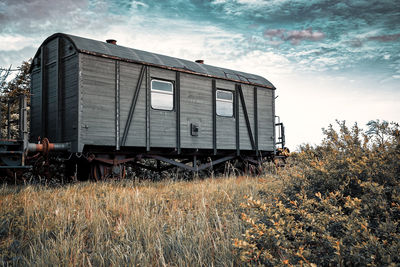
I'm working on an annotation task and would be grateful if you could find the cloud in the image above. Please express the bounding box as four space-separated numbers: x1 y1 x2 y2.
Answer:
264 29 285 39
0 0 128 37
0 0 87 28
367 33 400 42
1 0 399 87
346 32 400 48
0 46 36 68
263 28 325 45
285 28 325 44
348 38 363 47
0 35 35 51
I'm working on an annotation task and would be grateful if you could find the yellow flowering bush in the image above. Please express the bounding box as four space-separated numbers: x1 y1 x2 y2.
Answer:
235 120 400 266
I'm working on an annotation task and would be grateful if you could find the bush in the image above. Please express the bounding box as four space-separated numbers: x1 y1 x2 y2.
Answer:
235 120 400 266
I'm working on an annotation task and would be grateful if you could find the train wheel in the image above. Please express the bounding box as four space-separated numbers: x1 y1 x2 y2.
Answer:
111 164 127 179
90 162 102 181
90 162 127 180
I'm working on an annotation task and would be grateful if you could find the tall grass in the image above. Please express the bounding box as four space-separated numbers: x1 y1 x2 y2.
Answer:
0 175 282 266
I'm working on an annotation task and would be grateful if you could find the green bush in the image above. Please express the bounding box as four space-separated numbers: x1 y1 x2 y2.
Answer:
235 120 400 266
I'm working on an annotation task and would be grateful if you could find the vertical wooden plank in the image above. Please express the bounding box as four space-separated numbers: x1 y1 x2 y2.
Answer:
55 38 63 142
54 38 59 141
235 84 240 156
40 46 46 138
176 71 181 154
146 66 150 151
257 89 274 151
115 61 120 150
254 87 259 155
212 79 217 155
77 54 82 152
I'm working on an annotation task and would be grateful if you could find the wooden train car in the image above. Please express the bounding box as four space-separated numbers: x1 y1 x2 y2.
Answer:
28 33 282 175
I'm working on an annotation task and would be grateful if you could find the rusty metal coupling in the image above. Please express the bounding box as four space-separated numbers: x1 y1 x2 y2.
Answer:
27 138 71 155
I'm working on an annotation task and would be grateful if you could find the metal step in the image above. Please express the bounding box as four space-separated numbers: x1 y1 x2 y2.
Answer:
0 140 23 146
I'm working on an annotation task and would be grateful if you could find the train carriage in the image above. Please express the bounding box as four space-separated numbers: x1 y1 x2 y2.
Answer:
2 33 285 177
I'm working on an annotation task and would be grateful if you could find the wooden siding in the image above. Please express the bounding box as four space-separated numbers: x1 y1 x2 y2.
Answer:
239 84 255 150
257 88 274 150
215 80 236 150
61 54 79 150
60 37 76 58
29 37 80 151
30 34 276 155
79 54 116 146
149 67 176 148
79 56 181 149
45 62 57 140
180 73 213 149
77 54 275 153
79 55 179 150
44 39 58 65
119 61 146 146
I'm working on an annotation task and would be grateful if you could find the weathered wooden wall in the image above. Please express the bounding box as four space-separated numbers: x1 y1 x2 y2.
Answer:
257 88 274 150
149 68 176 148
180 73 213 149
78 53 275 152
30 36 79 151
31 35 275 154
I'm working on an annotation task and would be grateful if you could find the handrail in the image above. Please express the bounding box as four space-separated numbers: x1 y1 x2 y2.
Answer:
0 95 28 140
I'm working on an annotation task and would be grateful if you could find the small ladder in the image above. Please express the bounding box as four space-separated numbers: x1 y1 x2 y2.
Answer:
0 139 31 169
0 95 32 169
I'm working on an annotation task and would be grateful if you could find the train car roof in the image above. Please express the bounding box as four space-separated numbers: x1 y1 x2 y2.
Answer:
33 33 276 89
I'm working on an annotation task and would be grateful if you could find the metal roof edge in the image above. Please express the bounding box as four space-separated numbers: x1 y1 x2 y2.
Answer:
30 33 276 90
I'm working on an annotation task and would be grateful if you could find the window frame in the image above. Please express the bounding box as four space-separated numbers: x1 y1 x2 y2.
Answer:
150 78 175 111
216 89 234 118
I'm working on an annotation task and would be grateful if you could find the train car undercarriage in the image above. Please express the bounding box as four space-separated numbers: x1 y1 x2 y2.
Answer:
0 95 284 182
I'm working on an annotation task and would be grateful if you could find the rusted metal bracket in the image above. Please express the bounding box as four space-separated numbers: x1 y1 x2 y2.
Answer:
88 154 136 165
240 156 263 165
148 155 235 172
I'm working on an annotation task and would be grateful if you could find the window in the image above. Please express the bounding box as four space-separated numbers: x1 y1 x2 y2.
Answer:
151 79 174 110
216 90 233 117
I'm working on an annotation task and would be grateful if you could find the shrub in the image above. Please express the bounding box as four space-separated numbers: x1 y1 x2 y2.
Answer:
235 120 400 266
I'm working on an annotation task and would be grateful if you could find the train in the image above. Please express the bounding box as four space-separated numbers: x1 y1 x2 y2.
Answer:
0 33 286 179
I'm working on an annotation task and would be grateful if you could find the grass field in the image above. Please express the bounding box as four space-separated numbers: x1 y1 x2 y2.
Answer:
0 175 282 266
1 121 399 266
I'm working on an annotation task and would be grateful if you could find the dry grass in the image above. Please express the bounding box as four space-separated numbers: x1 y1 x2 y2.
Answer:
0 175 282 266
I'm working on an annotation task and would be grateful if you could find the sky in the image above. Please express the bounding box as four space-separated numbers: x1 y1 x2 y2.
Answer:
1 0 399 149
